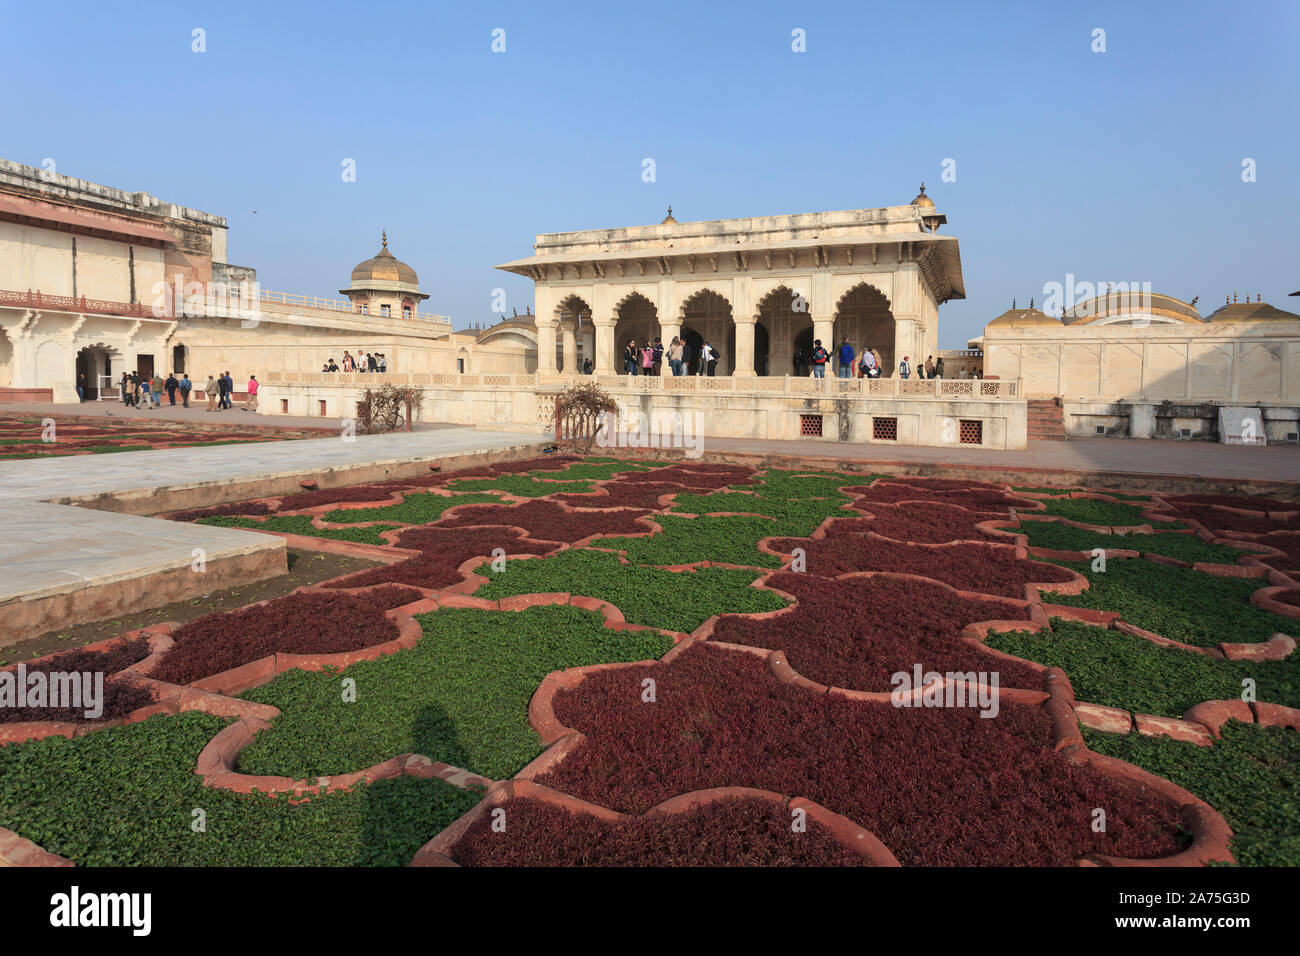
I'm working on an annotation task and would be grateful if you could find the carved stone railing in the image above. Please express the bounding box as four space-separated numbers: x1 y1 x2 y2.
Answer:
262 370 1020 399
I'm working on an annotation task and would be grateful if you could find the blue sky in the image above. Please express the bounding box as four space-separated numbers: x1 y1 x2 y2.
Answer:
2 0 1296 346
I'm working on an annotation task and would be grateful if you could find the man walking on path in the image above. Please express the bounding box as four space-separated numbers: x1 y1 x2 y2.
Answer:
179 374 192 407
205 376 218 411
243 375 259 411
165 372 179 405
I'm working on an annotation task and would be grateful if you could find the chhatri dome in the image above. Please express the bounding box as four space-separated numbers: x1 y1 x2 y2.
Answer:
341 231 429 316
910 183 935 208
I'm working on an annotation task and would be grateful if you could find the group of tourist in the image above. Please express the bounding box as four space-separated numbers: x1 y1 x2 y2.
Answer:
623 338 721 376
322 350 387 372
793 339 946 380
113 370 258 411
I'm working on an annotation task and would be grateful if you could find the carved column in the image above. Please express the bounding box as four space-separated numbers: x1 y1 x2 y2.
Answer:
561 325 577 373
536 320 558 373
594 319 616 375
733 317 756 377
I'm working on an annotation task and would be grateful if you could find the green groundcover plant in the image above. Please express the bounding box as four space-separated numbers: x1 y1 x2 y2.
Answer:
988 620 1298 716
238 605 674 782
199 515 402 545
1083 722 1300 866
472 548 788 630
1038 498 1171 527
1040 559 1292 648
0 712 480 866
1022 522 1244 564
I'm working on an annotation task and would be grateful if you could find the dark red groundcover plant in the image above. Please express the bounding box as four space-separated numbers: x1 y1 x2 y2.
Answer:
168 500 275 522
437 499 652 543
0 637 154 723
539 643 1186 866
488 455 582 473
836 501 1002 544
710 571 1042 692
1157 504 1300 535
1164 493 1298 513
847 483 1036 512
766 535 1076 598
150 585 421 685
1255 532 1300 574
616 463 756 489
450 796 870 866
327 527 561 589
552 480 689 511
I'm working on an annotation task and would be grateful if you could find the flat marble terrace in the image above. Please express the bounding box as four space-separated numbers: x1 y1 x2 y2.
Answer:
0 426 550 644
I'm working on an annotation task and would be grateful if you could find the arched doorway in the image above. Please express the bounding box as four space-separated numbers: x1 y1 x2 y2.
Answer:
75 344 116 400
171 343 187 375
834 283 895 376
755 321 770 376
680 289 734 374
555 295 591 373
613 292 659 374
680 327 705 374
757 285 812 375
793 327 814 375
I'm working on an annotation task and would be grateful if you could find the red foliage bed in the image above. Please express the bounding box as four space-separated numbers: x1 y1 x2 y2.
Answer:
487 455 583 473
150 585 421 685
1158 505 1300 535
617 464 756 489
766 535 1076 597
538 643 1186 866
847 483 1035 512
845 501 1002 543
328 528 561 589
709 572 1040 692
552 481 690 511
1162 493 1298 512
449 796 870 866
0 636 155 723
436 499 653 543
1254 532 1300 574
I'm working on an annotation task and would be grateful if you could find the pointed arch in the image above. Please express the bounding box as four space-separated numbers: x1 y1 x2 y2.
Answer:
679 289 734 374
756 285 811 375
614 291 659 373
834 282 895 376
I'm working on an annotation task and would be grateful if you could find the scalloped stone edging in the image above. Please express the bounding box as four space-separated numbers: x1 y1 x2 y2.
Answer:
411 779 901 867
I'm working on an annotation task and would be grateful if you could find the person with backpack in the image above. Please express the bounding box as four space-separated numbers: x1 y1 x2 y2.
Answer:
837 338 855 378
139 377 153 409
706 342 720 376
697 341 713 375
898 355 912 379
179 374 193 407
810 339 829 378
640 342 654 375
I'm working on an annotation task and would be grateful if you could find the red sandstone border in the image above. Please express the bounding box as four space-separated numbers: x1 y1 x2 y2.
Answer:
411 779 901 867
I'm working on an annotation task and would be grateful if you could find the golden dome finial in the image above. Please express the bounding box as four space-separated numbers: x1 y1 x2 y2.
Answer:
381 230 388 248
911 183 935 208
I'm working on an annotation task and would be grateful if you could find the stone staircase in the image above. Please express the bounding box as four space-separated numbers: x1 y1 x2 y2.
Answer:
1027 397 1067 441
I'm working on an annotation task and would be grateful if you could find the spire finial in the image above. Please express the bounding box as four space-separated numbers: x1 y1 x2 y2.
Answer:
1012 297 1017 309
667 205 672 217
381 230 388 248
919 182 926 194
1029 296 1034 309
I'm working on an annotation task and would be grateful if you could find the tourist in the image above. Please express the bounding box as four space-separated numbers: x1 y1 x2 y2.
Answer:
899 355 912 379
367 352 378 372
217 371 231 410
119 372 130 404
377 353 387 372
925 355 936 379
934 356 944 379
328 359 340 371
205 376 218 411
916 362 926 380
624 340 638 375
838 338 855 378
810 339 829 378
342 351 354 372
793 345 806 377
128 370 141 407
652 338 664 376
140 377 153 409
679 338 692 375
871 348 882 375
860 346 878 379
697 341 714 376
151 372 164 406
243 375 259 411
582 357 593 374
179 374 192 407
706 341 720 376
76 372 85 402
165 372 179 405
667 338 683 376
640 342 654 376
